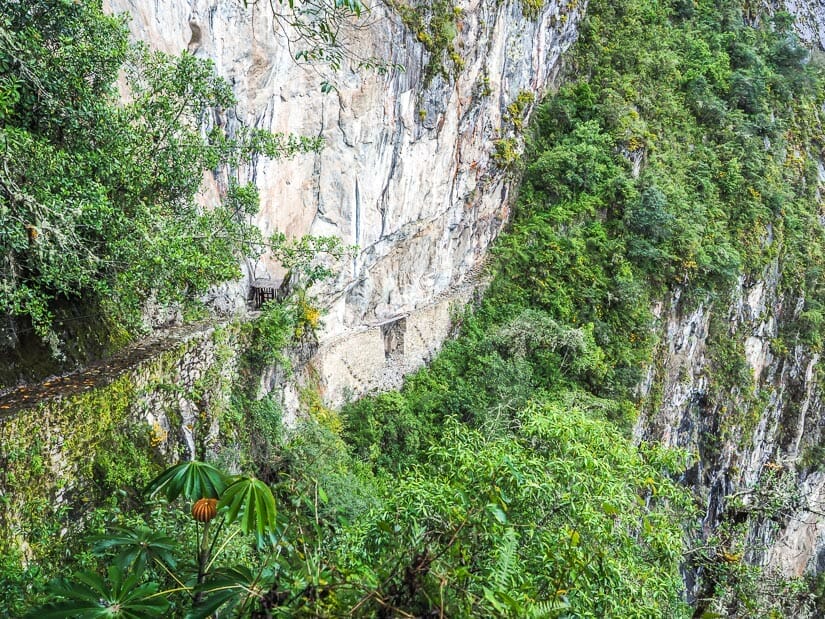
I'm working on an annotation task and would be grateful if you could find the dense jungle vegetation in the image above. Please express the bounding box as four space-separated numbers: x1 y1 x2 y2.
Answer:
0 0 321 381
4 0 825 617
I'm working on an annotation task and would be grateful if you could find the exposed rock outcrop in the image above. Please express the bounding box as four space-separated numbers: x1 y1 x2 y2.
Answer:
761 0 825 47
104 0 825 596
636 268 824 585
104 0 585 403
629 3 825 600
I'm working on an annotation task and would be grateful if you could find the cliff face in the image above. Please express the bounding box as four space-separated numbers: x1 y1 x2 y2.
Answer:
634 1 825 593
762 0 825 47
104 0 825 590
635 270 825 583
105 0 585 403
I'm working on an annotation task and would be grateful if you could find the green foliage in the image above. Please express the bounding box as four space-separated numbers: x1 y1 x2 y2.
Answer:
219 477 278 544
808 569 825 617
268 232 351 289
0 320 279 613
390 0 465 83
91 527 178 573
11 1 825 617
145 461 227 502
505 90 536 132
342 2 825 616
26 384 692 618
520 0 547 19
479 0 825 406
691 516 815 617
276 417 381 527
0 547 47 617
520 0 825 613
189 565 277 619
92 423 158 498
707 316 752 390
33 565 170 619
257 0 404 91
799 444 825 473
0 0 320 355
36 461 280 617
338 404 693 617
492 137 521 169
344 305 630 475
0 372 148 588
343 389 428 470
244 301 295 367
228 393 285 475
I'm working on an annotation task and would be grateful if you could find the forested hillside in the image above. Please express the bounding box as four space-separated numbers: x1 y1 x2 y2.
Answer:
4 0 825 617
0 0 319 383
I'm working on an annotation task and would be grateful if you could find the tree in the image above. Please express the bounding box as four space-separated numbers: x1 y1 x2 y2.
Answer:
0 0 321 355
255 0 402 91
339 403 694 617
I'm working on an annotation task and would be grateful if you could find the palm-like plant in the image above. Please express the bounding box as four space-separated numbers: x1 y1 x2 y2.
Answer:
33 566 170 618
90 527 178 573
34 461 281 618
144 461 227 502
220 476 278 545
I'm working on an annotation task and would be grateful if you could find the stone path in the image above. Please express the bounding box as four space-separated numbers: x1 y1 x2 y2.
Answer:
0 320 225 420
0 259 491 421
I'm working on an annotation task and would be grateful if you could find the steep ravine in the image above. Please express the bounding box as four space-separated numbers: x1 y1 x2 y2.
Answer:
104 0 585 405
5 0 825 615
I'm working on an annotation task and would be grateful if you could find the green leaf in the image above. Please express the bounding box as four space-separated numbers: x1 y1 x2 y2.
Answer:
90 526 178 572
31 566 169 618
487 503 508 524
483 586 509 614
218 476 277 542
187 566 277 619
144 461 227 502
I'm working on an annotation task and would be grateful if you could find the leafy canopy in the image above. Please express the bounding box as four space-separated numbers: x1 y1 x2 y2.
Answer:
0 0 320 355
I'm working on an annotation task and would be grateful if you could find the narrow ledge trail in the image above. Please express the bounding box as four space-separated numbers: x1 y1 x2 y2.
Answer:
0 319 237 421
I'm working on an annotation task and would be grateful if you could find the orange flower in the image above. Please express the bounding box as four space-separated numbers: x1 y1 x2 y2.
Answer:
192 498 218 522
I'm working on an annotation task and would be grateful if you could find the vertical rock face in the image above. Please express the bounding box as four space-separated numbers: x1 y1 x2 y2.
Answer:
636 270 824 579
631 3 825 594
105 0 585 402
761 0 825 47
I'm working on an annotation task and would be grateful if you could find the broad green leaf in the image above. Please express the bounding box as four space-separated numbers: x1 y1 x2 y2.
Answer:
218 476 277 541
31 566 169 618
487 503 508 524
91 526 178 572
144 461 226 502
